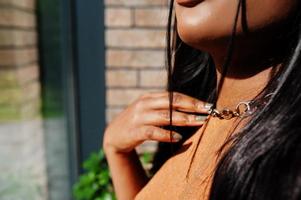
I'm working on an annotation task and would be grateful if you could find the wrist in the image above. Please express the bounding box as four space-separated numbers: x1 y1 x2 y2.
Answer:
103 140 117 155
103 142 135 157
102 134 117 153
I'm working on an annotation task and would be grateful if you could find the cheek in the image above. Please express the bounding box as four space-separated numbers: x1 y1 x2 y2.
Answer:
245 0 297 30
175 0 297 50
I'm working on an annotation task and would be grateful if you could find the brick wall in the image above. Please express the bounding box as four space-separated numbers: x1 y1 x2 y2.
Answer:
0 0 170 198
0 0 48 199
105 0 170 153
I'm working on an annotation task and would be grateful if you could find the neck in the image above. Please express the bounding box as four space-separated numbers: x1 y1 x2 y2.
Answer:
214 65 277 110
210 40 283 110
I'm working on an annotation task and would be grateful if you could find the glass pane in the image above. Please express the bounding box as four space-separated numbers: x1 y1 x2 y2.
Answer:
38 0 72 199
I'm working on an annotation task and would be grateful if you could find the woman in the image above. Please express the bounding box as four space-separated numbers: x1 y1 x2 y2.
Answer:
103 0 301 199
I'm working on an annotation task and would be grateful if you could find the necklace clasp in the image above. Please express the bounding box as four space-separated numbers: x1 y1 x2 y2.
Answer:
209 101 253 120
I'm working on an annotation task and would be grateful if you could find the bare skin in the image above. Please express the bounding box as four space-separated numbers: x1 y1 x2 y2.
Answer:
134 67 273 200
103 92 211 200
103 0 298 199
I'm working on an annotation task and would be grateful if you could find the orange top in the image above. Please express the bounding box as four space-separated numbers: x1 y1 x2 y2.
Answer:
135 116 246 200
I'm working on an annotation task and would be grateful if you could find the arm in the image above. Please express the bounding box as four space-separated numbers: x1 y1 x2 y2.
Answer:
104 147 149 200
102 91 210 199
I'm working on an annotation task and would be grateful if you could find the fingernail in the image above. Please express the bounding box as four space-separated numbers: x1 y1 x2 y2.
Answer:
195 115 207 121
204 103 213 111
172 133 182 141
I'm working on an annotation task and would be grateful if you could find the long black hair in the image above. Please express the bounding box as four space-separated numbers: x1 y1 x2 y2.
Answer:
152 0 301 199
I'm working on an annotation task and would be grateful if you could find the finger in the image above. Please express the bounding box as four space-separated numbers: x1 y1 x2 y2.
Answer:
142 110 207 126
137 91 168 100
139 126 183 143
144 92 213 114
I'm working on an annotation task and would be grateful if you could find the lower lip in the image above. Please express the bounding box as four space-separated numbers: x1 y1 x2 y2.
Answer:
176 0 204 7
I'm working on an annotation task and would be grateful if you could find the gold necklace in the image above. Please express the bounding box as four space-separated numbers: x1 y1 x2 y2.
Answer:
207 93 274 120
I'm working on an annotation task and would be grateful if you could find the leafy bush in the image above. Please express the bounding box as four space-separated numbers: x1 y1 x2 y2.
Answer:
73 149 155 200
73 149 116 200
139 152 155 177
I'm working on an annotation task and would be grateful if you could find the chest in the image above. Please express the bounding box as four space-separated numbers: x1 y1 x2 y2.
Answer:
135 117 242 200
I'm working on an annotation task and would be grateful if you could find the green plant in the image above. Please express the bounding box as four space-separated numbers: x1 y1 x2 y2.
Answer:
73 149 116 200
73 149 156 200
139 152 155 177
140 152 153 164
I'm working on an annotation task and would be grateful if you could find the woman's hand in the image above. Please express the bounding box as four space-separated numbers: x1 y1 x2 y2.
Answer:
103 91 212 154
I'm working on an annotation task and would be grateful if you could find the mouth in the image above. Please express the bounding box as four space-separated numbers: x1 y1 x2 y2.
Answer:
176 0 204 7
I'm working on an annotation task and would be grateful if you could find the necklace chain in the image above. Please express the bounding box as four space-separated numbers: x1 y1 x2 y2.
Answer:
208 93 274 120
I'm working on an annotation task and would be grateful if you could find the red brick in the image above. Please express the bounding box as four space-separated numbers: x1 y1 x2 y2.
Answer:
0 70 17 87
106 69 138 87
0 48 38 66
105 0 168 7
106 29 166 48
134 8 168 27
17 64 39 85
139 69 167 88
106 49 165 68
0 0 36 10
0 29 37 46
0 8 36 28
106 88 161 106
105 8 133 27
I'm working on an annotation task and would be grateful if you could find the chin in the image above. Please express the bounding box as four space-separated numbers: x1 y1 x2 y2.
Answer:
174 0 298 53
175 1 236 51
176 21 231 53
